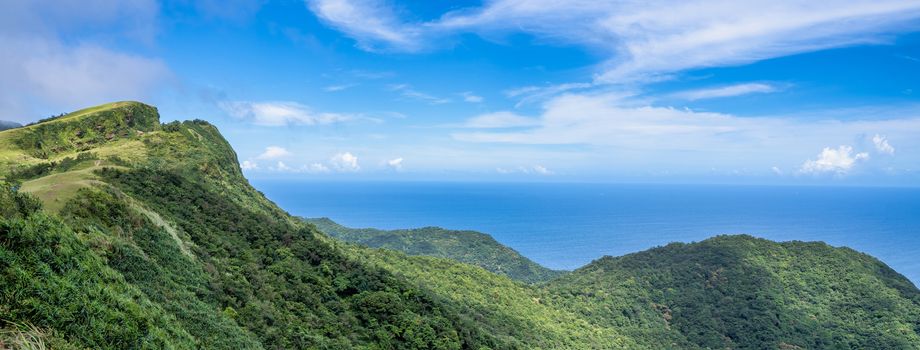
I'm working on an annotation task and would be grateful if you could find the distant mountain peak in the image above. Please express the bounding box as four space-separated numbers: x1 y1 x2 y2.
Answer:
0 120 21 131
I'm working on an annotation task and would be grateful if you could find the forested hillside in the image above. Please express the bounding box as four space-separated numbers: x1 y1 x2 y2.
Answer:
546 235 920 349
2 102 919 349
306 217 563 283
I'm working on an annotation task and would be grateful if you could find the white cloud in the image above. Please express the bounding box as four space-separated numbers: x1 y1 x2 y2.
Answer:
219 101 354 126
0 1 170 121
671 83 778 101
240 160 259 170
273 161 292 172
388 84 450 104
800 145 869 175
504 82 593 107
330 152 360 172
324 83 357 92
304 163 331 173
452 93 920 154
532 165 553 175
496 165 553 175
463 111 539 128
446 1 920 83
306 0 423 51
460 91 484 103
256 146 291 159
387 157 404 171
308 0 920 83
771 166 783 175
872 134 895 155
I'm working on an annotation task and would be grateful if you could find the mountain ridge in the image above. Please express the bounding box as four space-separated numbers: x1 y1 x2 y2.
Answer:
2 101 919 349
0 120 20 131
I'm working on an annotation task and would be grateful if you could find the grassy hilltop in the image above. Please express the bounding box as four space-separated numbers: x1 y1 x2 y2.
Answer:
1 102 919 349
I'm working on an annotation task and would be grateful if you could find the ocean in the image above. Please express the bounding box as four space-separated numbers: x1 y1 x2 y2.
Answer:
250 180 920 285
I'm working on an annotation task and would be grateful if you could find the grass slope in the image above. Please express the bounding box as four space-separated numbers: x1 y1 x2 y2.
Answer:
306 217 564 283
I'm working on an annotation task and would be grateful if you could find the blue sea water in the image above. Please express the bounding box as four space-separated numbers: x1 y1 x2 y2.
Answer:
250 180 920 286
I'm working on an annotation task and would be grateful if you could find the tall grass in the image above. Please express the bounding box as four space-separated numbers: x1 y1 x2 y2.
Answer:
0 322 48 350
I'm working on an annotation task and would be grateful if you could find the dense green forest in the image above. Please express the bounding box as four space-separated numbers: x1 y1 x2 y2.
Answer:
2 102 919 349
305 218 563 283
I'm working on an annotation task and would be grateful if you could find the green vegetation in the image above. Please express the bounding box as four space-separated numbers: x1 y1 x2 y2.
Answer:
352 246 632 348
2 101 919 349
306 218 564 283
546 235 920 349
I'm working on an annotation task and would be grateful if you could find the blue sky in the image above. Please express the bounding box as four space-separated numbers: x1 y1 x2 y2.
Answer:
2 0 920 185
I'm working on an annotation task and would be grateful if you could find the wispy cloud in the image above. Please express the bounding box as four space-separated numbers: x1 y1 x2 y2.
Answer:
497 165 554 175
219 101 355 126
459 91 484 103
671 83 778 101
388 84 451 104
462 111 540 128
324 83 357 92
306 0 424 52
308 0 920 83
504 82 593 107
452 92 920 156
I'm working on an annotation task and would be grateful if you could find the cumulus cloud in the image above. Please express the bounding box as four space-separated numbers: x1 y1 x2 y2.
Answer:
800 145 869 175
256 146 291 159
872 134 895 155
330 152 360 172
260 153 363 174
240 160 259 170
220 101 355 126
273 161 293 172
386 157 404 171
671 83 778 101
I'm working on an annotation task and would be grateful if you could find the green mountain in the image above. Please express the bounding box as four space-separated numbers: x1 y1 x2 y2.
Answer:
305 218 564 283
0 102 523 349
545 235 920 349
0 120 20 131
2 102 919 349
